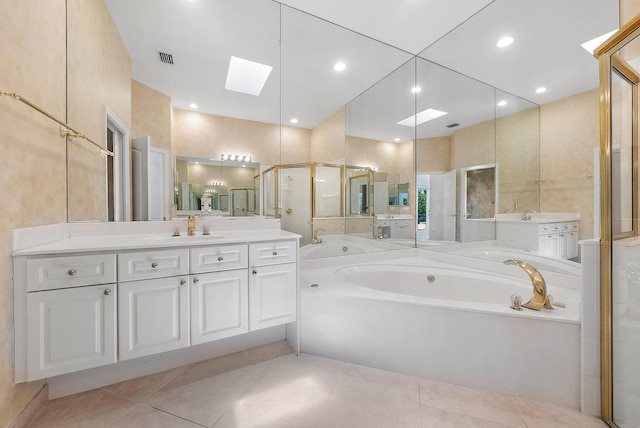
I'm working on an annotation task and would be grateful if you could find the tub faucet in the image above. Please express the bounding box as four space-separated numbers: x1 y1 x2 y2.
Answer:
521 209 536 221
187 214 196 236
312 228 326 244
503 259 547 310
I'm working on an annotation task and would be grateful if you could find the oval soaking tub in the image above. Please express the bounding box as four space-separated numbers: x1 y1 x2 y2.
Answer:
300 254 581 409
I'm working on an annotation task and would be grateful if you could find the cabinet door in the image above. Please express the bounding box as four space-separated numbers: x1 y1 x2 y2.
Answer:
119 276 189 360
559 234 570 259
26 284 116 381
548 234 561 258
537 235 550 257
249 263 297 331
190 270 248 345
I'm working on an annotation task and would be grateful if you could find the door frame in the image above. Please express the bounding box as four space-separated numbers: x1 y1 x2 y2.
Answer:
104 107 130 221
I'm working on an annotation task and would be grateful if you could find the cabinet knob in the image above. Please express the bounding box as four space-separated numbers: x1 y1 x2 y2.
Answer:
180 279 187 286
151 262 158 268
252 270 257 275
272 251 278 256
218 256 224 262
68 269 77 276
104 289 112 296
193 277 200 284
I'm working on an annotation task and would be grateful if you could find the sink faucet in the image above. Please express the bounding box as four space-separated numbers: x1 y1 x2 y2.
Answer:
503 259 547 310
521 209 536 221
187 214 196 236
312 228 326 244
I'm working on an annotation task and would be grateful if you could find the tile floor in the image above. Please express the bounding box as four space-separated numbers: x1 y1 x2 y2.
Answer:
28 341 606 428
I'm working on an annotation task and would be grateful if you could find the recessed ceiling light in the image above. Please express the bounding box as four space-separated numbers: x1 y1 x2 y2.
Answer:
225 56 273 96
411 86 422 93
497 36 514 48
290 118 298 124
397 108 448 127
394 137 400 142
535 87 547 94
189 103 198 109
581 29 618 54
334 62 346 72
497 100 507 107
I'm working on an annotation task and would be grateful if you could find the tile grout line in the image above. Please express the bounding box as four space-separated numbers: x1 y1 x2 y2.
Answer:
209 362 271 428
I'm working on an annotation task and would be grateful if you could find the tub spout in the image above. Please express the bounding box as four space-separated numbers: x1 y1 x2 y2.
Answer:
503 259 547 310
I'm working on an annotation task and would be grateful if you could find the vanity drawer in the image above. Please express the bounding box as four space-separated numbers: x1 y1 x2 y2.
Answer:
26 253 116 292
249 240 297 266
118 248 189 282
190 244 248 274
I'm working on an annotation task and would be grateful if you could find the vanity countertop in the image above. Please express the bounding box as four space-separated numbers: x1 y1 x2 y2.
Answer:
11 219 300 256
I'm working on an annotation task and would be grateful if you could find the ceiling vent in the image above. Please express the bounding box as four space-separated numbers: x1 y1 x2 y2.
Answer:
446 122 460 128
159 52 174 64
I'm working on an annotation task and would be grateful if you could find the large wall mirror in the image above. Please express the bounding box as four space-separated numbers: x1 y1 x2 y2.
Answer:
64 0 614 258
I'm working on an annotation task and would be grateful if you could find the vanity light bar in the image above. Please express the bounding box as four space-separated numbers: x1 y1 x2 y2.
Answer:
207 181 225 186
221 154 252 162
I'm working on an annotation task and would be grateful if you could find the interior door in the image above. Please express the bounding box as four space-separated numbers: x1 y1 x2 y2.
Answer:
443 169 456 241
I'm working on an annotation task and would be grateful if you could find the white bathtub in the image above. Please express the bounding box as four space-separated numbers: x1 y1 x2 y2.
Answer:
450 247 581 276
300 253 581 408
299 235 404 260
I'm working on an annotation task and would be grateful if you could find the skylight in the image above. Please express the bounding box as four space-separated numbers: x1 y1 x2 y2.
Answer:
396 108 448 127
225 56 273 96
581 30 617 54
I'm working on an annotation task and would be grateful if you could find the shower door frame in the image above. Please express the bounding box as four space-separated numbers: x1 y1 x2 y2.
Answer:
595 15 640 425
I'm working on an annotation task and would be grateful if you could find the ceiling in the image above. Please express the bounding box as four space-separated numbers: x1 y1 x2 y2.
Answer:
104 0 618 139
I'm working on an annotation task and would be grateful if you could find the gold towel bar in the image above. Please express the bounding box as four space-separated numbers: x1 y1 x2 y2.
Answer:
1 90 114 157
537 174 593 183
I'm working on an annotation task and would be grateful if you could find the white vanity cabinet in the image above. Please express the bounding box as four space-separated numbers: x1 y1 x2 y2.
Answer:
118 248 190 360
537 222 579 259
16 253 117 381
13 223 299 383
248 240 297 331
497 220 579 259
375 217 412 239
190 244 249 344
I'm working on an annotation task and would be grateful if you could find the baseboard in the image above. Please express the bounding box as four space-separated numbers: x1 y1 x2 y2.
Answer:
8 383 48 428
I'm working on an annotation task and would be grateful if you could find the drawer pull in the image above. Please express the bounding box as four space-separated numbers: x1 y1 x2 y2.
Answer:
218 256 224 262
151 262 158 268
104 289 112 296
68 269 77 276
252 270 257 275
193 277 200 284
180 279 187 286
272 251 278 256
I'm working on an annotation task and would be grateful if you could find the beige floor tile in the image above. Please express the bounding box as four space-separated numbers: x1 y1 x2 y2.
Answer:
144 364 264 427
212 359 334 427
317 385 422 428
29 389 135 428
422 405 520 428
109 404 203 427
514 397 607 428
337 361 420 403
166 341 292 388
103 366 188 402
419 379 525 427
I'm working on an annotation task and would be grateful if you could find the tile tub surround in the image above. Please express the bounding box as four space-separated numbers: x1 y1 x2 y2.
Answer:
580 239 601 417
28 349 606 428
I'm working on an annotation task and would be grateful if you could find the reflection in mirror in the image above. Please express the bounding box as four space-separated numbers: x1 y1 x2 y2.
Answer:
346 167 373 216
345 58 416 246
463 165 496 219
495 90 540 215
415 57 497 243
175 156 260 217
